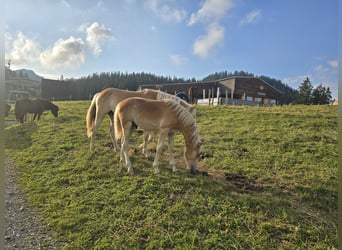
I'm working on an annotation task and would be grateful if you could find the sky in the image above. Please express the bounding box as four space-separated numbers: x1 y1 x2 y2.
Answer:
5 0 338 98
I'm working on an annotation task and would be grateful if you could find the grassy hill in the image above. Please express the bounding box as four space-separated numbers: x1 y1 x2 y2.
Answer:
5 102 337 249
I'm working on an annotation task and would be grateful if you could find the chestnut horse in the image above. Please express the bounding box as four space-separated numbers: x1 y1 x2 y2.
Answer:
114 97 201 174
86 88 195 151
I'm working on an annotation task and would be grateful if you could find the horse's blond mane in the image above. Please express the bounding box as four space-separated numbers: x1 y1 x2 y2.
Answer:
167 101 201 146
156 91 183 103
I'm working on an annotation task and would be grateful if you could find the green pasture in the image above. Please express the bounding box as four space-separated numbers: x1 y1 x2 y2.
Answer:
5 102 337 249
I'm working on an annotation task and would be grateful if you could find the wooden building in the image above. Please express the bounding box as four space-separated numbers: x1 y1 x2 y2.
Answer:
41 78 71 101
139 76 283 106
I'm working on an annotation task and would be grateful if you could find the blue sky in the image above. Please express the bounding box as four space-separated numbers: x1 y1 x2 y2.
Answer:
5 0 338 98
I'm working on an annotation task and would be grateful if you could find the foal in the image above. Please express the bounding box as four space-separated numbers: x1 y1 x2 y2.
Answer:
114 97 201 174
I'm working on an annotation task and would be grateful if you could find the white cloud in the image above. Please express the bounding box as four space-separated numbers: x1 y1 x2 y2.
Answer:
282 75 311 88
240 9 261 26
5 32 41 65
193 23 224 58
6 23 113 72
328 60 338 69
188 0 234 26
40 36 85 69
314 59 338 74
169 54 188 65
314 64 327 73
85 22 113 55
146 0 187 23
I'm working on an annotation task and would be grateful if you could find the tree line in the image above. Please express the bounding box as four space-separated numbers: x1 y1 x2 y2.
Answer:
6 67 333 104
295 77 332 105
67 71 196 100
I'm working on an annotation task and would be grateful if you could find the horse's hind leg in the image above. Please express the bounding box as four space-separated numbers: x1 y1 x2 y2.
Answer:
90 110 106 151
108 112 120 151
121 122 134 174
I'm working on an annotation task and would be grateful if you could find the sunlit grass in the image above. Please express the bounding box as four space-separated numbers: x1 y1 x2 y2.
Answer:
5 102 337 249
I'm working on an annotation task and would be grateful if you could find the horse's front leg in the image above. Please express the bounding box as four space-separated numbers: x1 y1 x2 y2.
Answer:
32 113 37 121
153 129 168 174
168 131 178 173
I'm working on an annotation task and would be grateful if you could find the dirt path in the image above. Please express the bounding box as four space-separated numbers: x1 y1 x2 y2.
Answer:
5 156 60 249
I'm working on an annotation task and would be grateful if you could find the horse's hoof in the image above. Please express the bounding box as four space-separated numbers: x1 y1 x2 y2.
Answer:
154 168 160 174
190 168 199 174
127 169 134 175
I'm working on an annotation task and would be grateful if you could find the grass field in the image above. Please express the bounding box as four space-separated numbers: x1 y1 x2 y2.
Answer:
5 101 337 249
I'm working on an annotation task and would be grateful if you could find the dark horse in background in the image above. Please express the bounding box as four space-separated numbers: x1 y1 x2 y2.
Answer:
15 98 59 123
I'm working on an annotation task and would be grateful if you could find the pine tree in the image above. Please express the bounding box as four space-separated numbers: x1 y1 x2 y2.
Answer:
311 84 332 104
296 77 313 104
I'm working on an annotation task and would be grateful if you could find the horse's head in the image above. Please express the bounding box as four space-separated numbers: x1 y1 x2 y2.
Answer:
184 141 202 174
51 106 59 117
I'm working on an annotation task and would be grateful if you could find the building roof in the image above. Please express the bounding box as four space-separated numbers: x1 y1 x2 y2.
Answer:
218 76 283 96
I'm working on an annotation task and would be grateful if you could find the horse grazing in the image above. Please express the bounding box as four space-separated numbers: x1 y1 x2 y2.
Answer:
15 98 59 123
86 87 195 151
114 97 201 175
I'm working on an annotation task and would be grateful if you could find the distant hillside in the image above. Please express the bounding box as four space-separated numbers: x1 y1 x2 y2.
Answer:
202 70 297 104
5 67 42 82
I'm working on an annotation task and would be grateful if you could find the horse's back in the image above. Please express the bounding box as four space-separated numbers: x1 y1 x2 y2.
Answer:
15 98 30 112
117 97 184 130
15 98 48 114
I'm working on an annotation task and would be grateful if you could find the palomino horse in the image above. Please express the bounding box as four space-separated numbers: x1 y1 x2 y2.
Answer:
15 98 59 123
86 87 195 151
114 97 201 175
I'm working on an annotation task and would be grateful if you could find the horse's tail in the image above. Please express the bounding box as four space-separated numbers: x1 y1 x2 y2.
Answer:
86 95 97 138
114 108 122 140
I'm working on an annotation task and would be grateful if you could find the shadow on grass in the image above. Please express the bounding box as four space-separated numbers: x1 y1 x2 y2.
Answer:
54 115 81 124
5 122 38 150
